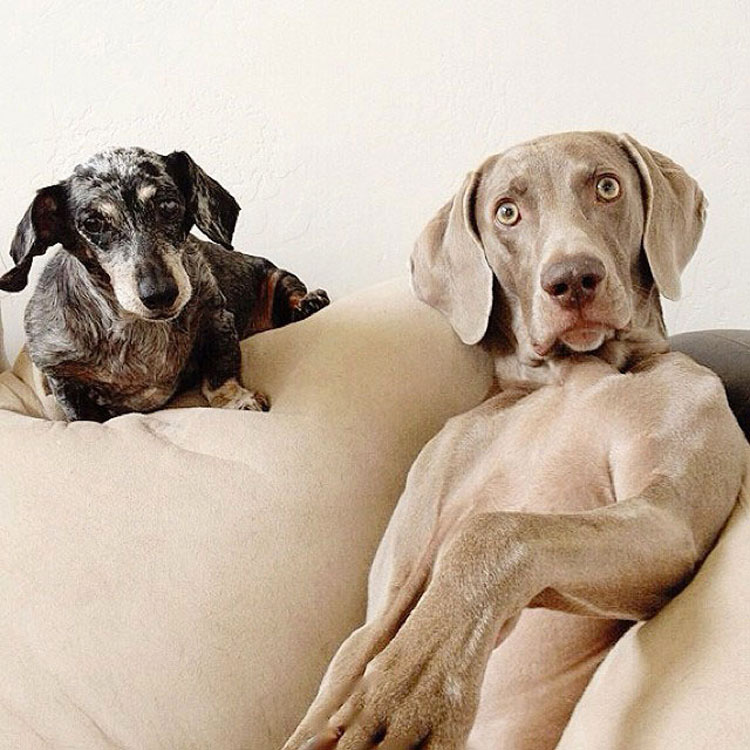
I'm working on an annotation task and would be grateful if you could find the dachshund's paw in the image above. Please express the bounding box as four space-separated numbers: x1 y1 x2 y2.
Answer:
292 289 330 322
223 388 269 412
202 378 270 412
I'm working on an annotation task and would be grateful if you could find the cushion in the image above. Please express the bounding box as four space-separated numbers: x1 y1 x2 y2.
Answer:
3 281 749 750
0 279 493 749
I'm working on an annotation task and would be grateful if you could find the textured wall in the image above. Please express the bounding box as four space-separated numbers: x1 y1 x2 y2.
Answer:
0 0 748 359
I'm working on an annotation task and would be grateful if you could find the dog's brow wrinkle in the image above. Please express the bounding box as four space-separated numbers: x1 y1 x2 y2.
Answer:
509 177 528 195
136 183 157 202
95 200 119 217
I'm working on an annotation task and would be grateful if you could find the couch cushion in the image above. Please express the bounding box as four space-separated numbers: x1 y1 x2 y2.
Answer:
0 279 493 750
4 284 749 750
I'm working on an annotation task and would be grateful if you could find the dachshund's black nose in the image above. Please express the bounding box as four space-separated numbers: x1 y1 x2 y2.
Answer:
540 255 605 309
138 276 179 311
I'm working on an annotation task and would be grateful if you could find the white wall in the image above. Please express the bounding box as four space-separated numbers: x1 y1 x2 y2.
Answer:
1 0 748 360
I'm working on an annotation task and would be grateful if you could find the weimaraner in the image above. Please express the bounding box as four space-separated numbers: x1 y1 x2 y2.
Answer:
283 132 748 749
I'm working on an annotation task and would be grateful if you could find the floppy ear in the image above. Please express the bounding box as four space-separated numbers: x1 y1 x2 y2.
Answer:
0 185 67 293
619 133 707 301
409 170 493 345
164 151 240 249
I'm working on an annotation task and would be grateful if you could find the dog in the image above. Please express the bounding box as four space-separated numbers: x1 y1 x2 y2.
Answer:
0 148 329 421
283 132 747 749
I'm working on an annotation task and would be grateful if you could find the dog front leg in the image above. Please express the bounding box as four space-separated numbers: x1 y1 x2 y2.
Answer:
293 474 746 749
199 305 269 412
280 272 330 325
288 502 711 750
262 268 330 330
48 376 113 422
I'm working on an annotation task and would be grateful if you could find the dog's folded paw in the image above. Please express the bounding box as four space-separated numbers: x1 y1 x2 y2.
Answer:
202 378 270 412
292 289 330 322
221 388 269 412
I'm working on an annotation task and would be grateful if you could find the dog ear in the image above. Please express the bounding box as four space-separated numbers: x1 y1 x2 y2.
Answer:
619 134 707 301
164 151 240 250
0 185 67 293
410 170 493 345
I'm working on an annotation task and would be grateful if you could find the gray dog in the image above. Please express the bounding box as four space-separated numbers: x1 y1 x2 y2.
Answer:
284 133 746 749
0 148 329 421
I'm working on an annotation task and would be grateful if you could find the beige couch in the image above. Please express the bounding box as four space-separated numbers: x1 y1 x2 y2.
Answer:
0 279 748 749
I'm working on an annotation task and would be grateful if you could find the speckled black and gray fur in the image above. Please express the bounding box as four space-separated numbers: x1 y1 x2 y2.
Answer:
0 147 330 421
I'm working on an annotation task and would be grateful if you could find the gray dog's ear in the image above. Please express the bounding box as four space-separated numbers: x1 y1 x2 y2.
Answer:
619 134 707 301
410 170 493 345
164 151 240 250
0 185 67 293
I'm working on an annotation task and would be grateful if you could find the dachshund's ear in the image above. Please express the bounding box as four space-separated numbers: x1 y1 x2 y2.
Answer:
0 185 67 293
618 134 707 301
410 170 493 345
164 151 240 250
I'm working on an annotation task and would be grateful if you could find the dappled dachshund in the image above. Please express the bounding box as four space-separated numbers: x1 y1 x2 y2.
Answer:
0 148 329 421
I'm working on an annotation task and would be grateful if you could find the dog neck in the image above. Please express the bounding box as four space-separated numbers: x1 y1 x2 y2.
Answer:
482 281 669 388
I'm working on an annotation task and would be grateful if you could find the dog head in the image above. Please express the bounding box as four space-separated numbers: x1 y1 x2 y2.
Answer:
0 147 240 320
410 132 706 367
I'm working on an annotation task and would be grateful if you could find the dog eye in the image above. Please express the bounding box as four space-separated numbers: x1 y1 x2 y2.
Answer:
158 200 181 219
81 216 107 235
496 201 521 226
596 175 621 202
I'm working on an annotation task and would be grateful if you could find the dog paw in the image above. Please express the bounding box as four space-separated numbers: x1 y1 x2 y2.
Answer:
290 619 481 750
202 378 270 412
292 289 330 322
221 388 269 412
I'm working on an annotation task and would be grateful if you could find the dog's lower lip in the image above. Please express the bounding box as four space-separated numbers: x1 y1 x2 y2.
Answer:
560 326 607 351
534 322 617 357
145 309 179 321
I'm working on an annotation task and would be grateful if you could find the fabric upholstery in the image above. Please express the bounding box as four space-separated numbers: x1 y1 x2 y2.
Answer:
0 279 492 749
1 281 748 749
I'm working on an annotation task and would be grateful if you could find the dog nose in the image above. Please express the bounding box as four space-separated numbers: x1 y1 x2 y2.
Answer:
540 255 605 309
137 276 179 311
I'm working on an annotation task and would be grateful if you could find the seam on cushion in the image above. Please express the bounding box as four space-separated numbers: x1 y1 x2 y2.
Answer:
103 413 274 476
709 331 750 354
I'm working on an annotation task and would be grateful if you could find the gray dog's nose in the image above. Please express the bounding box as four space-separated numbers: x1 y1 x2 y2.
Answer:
540 255 605 309
138 276 179 311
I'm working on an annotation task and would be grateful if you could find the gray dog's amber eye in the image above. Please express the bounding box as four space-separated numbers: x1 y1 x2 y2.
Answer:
496 201 521 226
596 175 621 202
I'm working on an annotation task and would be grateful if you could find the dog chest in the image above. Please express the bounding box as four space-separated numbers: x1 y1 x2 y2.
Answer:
44 315 197 413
